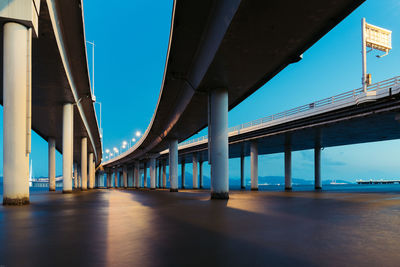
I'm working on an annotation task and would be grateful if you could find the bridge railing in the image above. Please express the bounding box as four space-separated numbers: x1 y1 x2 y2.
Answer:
179 76 400 147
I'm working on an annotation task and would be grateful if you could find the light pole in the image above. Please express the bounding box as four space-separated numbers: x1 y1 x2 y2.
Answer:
130 138 136 148
86 41 96 100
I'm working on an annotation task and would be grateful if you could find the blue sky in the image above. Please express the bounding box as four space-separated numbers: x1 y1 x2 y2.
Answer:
1 0 400 182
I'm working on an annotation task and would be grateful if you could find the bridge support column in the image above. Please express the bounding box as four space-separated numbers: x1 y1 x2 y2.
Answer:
123 165 128 188
240 154 245 189
114 168 118 188
158 162 162 188
48 138 56 191
88 153 94 189
135 161 140 189
73 162 78 189
251 141 258 191
150 158 156 189
107 170 111 188
199 161 204 189
81 137 88 190
169 140 178 192
162 161 167 188
209 88 229 199
181 160 185 189
193 154 198 189
2 22 32 205
315 145 322 190
143 162 148 188
285 142 292 191
78 165 82 189
62 103 73 193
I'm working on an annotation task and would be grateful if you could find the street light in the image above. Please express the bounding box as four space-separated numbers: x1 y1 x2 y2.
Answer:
130 138 136 148
136 131 141 137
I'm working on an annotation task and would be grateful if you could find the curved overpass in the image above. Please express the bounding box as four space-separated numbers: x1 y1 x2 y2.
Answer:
103 0 364 197
1 0 102 204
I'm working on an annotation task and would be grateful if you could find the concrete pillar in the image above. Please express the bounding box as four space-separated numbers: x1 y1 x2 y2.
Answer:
199 161 204 189
73 162 78 189
62 103 73 193
250 141 258 191
134 161 140 188
48 138 56 191
158 163 162 188
107 171 111 188
114 168 118 188
123 165 128 188
143 161 147 188
78 165 82 188
285 142 292 190
150 158 156 189
162 161 167 188
315 145 322 190
81 137 88 190
193 154 198 189
209 88 229 199
181 160 185 189
240 153 245 189
2 22 32 205
88 153 94 189
169 140 178 192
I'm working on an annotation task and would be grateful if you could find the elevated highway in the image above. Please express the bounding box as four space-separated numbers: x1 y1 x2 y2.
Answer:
1 0 102 204
103 0 365 198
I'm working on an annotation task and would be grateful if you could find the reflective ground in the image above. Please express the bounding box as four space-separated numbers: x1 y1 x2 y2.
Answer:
1 188 400 266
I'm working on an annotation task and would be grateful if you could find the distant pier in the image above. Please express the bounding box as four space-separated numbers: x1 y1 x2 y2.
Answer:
356 179 400 184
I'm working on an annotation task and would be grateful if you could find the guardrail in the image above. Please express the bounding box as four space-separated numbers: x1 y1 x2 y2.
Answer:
179 76 400 147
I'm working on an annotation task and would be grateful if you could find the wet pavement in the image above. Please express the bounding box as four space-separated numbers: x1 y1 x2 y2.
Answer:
1 188 400 266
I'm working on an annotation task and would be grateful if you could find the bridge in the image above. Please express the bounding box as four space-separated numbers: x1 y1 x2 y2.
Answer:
0 0 102 204
102 76 400 192
102 0 365 199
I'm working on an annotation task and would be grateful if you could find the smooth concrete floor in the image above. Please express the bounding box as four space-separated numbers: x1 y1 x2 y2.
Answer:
1 188 400 267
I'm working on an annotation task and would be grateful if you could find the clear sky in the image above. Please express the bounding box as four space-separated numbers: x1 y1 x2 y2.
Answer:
0 0 399 182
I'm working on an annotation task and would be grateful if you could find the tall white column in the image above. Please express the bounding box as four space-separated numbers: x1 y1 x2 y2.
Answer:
73 162 78 189
169 140 178 192
123 165 128 188
3 22 31 205
240 154 245 189
48 138 56 191
285 142 292 190
62 103 74 193
209 88 229 199
181 160 185 189
150 158 156 189
81 137 87 190
251 141 258 191
199 161 204 189
162 161 167 188
315 144 322 190
193 154 198 189
88 152 94 189
143 161 148 188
